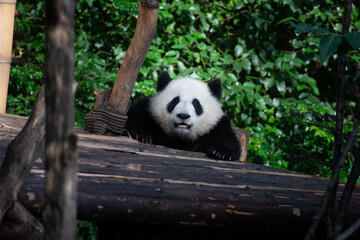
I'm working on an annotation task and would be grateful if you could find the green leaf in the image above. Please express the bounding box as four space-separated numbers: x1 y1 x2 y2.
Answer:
234 45 243 57
165 50 179 57
239 58 251 73
243 81 257 89
276 80 286 96
315 27 328 35
345 32 360 49
223 54 234 64
295 23 315 34
85 0 95 7
233 61 242 73
299 75 319 96
276 17 294 25
297 84 310 91
262 78 275 90
319 34 342 64
292 58 305 67
288 69 299 78
171 44 189 50
259 111 268 120
193 32 206 39
177 61 186 72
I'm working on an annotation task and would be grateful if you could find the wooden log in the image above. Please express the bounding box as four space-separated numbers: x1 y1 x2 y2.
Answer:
108 0 159 114
0 0 16 113
43 0 77 239
1 113 360 238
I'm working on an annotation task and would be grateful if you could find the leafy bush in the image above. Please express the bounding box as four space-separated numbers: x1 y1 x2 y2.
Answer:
76 220 98 240
8 0 360 180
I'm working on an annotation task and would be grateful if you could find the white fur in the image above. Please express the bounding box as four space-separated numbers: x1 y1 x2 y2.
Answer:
149 77 224 140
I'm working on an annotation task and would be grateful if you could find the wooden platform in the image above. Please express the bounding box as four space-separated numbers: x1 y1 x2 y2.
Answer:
1 113 360 238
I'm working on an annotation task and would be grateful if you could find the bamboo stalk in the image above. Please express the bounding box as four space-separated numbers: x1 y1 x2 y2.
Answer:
0 0 16 113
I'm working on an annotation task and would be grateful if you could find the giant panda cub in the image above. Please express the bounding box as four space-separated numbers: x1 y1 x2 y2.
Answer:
124 71 241 161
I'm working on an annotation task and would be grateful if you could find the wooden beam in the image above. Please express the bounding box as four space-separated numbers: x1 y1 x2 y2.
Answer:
0 0 16 113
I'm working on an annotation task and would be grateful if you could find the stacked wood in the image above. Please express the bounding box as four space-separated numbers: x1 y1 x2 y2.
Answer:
1 113 360 238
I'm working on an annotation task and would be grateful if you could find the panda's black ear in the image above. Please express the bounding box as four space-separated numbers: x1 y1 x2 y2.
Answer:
157 71 172 92
208 79 222 100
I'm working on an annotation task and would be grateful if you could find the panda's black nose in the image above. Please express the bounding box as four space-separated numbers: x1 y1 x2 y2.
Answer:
177 113 190 120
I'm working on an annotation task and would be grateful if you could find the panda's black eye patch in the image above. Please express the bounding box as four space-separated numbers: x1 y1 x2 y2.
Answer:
167 96 180 113
192 98 203 116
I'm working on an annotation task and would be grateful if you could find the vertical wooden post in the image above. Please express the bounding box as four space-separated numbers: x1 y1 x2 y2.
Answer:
0 0 16 113
43 0 77 239
108 0 159 115
84 0 159 135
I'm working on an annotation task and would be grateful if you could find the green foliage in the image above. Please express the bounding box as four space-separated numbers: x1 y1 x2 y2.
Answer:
8 0 360 180
76 220 98 240
319 34 342 64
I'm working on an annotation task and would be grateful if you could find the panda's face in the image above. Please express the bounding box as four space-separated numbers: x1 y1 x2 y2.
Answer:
150 75 223 140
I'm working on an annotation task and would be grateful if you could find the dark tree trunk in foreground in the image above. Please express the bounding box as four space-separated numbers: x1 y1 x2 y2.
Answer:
43 0 77 239
0 87 46 240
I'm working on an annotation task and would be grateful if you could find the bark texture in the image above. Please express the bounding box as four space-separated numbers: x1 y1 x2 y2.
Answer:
43 0 78 239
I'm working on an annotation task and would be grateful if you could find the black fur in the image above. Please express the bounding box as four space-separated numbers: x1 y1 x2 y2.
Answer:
207 79 222 100
157 72 172 92
123 73 241 161
167 96 180 113
192 98 203 115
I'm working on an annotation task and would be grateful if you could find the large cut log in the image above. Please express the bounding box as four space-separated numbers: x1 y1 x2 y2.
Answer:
1 113 360 238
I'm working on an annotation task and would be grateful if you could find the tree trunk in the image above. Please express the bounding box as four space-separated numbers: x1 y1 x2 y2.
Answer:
0 87 46 239
43 0 78 239
84 0 159 135
108 0 159 114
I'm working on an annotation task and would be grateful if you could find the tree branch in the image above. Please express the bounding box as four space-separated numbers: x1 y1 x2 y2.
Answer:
6 200 44 235
335 217 360 240
334 144 360 235
0 86 45 222
327 0 353 238
300 121 334 132
0 86 45 239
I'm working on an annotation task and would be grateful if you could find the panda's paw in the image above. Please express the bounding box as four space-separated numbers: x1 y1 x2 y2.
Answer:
206 146 240 161
126 130 154 144
136 133 154 144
